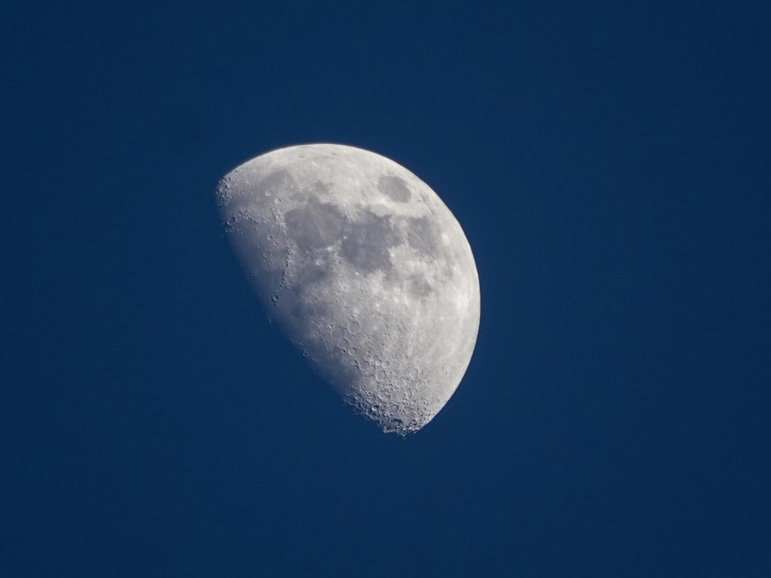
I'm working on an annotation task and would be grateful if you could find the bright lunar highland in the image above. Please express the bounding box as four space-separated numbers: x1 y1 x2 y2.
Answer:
217 144 480 434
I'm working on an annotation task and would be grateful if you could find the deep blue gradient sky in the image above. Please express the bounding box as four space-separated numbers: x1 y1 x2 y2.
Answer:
3 1 770 577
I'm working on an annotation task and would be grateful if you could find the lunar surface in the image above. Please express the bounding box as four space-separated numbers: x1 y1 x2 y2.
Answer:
216 144 480 434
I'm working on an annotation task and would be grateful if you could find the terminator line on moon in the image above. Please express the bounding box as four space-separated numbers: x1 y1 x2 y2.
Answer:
217 144 480 434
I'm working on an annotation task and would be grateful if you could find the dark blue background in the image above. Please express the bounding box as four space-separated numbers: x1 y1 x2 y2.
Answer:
3 1 770 576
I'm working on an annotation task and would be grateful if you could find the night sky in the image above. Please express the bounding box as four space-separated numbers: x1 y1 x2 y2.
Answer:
3 1 770 577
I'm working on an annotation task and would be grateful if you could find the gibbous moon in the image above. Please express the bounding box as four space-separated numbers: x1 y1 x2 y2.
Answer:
217 144 480 434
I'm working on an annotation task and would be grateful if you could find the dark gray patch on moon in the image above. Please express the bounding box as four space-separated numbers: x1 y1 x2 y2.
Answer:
259 170 298 199
284 196 345 251
406 217 439 255
408 273 433 297
293 260 330 289
379 175 411 203
341 211 400 273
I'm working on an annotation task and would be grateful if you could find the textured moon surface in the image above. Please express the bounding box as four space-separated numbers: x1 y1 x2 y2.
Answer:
216 144 480 434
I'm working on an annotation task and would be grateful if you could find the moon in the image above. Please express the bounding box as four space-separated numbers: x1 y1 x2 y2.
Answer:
216 144 480 434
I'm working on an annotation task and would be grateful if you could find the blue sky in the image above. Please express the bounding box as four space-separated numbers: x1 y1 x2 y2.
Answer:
2 1 770 576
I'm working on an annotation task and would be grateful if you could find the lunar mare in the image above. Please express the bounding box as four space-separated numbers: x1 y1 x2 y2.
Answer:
216 144 480 434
